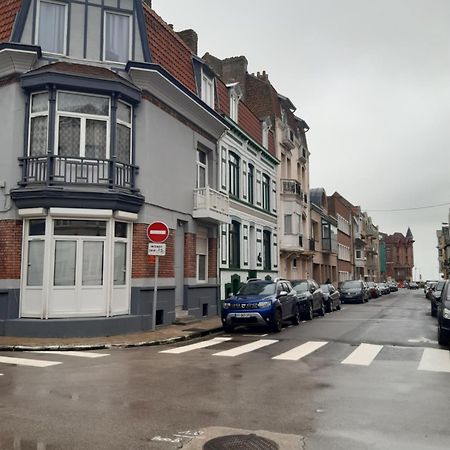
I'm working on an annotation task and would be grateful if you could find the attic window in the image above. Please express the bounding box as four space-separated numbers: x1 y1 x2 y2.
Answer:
201 70 215 108
228 83 242 122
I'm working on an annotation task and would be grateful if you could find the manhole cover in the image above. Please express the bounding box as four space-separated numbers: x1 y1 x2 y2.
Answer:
203 434 279 450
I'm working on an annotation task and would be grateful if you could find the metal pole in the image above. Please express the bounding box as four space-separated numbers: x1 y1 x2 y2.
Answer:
152 256 159 330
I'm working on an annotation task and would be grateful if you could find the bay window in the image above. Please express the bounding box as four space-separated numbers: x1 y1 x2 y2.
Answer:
29 93 49 156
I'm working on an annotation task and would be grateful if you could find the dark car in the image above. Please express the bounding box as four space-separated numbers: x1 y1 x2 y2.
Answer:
388 282 398 292
221 278 300 333
378 282 390 295
431 280 447 317
436 280 450 346
291 279 325 320
339 280 369 303
321 284 341 312
367 282 380 298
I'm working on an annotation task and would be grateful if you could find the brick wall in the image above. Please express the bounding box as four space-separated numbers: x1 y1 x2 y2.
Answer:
208 237 217 279
184 233 196 278
0 220 22 279
132 223 175 278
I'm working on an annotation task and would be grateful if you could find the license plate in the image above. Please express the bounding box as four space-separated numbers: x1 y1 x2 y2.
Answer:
235 313 253 318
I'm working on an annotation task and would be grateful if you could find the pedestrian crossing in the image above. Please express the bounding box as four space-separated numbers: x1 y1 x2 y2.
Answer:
0 350 110 372
159 337 450 374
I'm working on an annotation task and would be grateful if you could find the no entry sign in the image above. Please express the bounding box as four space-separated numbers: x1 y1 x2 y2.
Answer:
147 221 169 243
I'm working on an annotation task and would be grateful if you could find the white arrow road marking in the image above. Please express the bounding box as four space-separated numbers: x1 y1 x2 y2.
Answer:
418 348 450 373
272 341 328 361
0 356 62 368
213 339 278 357
159 337 232 354
29 351 110 358
341 343 383 366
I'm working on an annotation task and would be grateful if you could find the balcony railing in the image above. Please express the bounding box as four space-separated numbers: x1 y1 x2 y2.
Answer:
281 179 302 196
193 186 230 223
18 155 138 191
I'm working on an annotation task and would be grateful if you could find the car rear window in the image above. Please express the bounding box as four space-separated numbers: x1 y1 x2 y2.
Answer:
292 281 308 293
341 281 361 289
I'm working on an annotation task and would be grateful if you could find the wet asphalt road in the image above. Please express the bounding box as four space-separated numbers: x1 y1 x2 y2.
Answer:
0 289 449 450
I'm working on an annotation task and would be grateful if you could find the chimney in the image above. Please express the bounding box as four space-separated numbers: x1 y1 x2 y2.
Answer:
143 0 152 8
176 29 198 55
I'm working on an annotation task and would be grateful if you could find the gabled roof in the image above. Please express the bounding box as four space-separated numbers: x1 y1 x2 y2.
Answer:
0 0 22 42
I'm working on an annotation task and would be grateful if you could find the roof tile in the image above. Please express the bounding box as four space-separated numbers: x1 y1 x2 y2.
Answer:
0 0 22 42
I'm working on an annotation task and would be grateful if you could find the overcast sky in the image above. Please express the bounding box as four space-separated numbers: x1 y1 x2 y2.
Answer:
153 0 450 280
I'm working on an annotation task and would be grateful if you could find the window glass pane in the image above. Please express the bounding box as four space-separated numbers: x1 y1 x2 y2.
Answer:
197 166 206 189
114 242 127 285
198 255 206 281
85 119 107 159
117 123 131 163
58 116 80 157
58 93 109 116
31 93 48 113
38 1 66 54
54 220 107 236
82 241 104 286
115 222 128 238
27 240 44 286
30 116 48 156
29 219 46 236
105 13 130 63
117 102 131 123
197 150 206 164
54 241 76 286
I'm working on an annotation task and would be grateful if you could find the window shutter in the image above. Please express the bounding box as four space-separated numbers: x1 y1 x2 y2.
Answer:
256 228 263 267
243 224 249 267
220 224 228 267
256 170 262 206
272 180 277 213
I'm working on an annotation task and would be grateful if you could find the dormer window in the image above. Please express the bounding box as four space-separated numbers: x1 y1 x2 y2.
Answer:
201 70 215 108
261 117 271 149
104 11 132 63
36 1 67 55
227 83 242 122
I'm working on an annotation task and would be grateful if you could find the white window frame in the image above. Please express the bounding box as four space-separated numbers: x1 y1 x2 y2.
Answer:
35 0 68 56
230 90 239 122
196 230 208 283
196 149 208 189
28 92 49 157
55 91 111 159
201 69 215 108
116 100 133 164
262 121 269 149
103 10 133 64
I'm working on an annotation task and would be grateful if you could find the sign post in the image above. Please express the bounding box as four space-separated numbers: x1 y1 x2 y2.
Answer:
147 222 169 330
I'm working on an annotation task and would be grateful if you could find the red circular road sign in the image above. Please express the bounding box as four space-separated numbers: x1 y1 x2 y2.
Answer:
147 221 169 243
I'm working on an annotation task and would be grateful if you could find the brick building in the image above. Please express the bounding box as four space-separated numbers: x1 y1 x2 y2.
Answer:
383 229 414 282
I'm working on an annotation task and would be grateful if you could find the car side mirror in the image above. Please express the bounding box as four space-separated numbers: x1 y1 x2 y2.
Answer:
278 290 288 298
227 293 233 298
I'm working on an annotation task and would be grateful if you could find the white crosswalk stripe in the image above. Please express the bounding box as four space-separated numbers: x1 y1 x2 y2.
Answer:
159 337 232 354
29 351 110 359
418 348 450 373
213 339 278 357
272 341 328 361
341 343 383 366
0 356 62 368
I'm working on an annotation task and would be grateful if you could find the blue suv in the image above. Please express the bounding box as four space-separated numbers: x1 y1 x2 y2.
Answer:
221 278 301 333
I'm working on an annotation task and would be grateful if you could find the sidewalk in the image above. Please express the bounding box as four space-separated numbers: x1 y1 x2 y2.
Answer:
0 316 224 351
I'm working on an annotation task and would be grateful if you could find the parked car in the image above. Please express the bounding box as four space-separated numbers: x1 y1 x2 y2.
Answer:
367 282 380 298
378 282 391 295
431 280 447 317
409 282 419 289
388 282 398 292
339 280 370 303
291 279 325 319
436 280 450 346
321 284 341 312
426 282 438 300
221 278 300 333
424 280 438 295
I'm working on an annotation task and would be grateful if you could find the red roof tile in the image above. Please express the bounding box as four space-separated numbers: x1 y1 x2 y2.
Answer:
143 4 197 93
0 0 22 42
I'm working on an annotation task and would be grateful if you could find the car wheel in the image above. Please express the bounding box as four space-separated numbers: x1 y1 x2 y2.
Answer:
272 309 283 333
319 301 325 316
438 325 450 346
291 305 301 326
223 324 234 333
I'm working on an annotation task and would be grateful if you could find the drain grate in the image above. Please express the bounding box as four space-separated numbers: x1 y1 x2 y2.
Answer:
203 434 279 450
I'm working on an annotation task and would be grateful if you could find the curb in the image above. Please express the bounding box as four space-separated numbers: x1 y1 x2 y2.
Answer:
0 327 224 352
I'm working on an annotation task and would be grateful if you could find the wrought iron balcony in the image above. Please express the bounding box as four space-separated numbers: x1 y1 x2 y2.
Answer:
18 155 138 191
193 186 230 223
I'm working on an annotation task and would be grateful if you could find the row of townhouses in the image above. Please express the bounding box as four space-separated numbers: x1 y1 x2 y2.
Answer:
0 0 413 338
